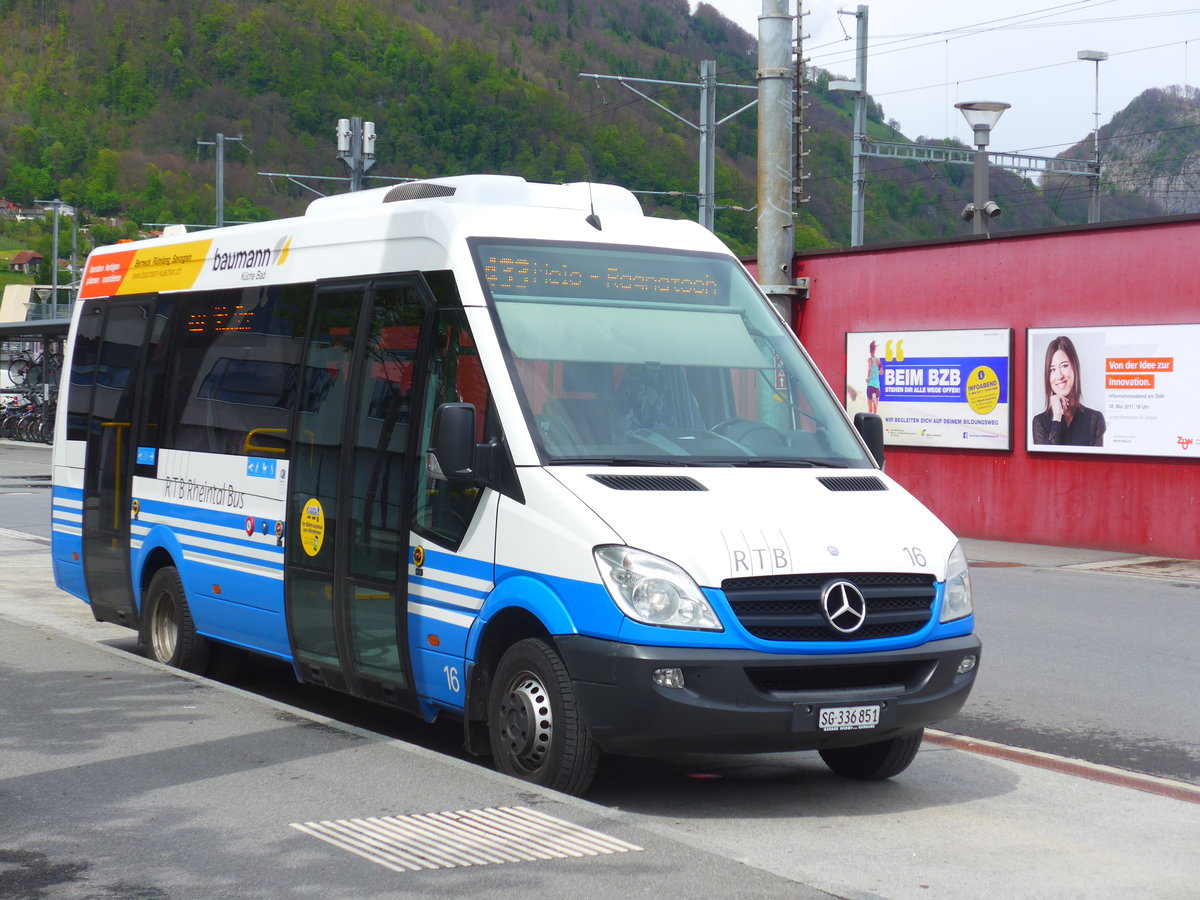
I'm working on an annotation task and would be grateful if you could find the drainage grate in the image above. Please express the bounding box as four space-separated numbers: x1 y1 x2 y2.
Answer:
290 806 643 872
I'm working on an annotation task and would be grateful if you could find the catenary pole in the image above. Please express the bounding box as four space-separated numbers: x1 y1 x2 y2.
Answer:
757 0 797 320
581 63 757 231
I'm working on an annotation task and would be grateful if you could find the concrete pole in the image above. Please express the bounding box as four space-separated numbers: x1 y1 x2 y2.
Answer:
50 203 60 317
215 134 225 227
757 0 796 319
698 61 717 231
1090 59 1102 223
349 116 364 192
849 5 868 248
198 133 241 227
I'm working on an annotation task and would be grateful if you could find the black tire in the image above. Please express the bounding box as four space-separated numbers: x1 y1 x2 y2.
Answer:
819 728 924 780
7 358 27 385
487 638 600 795
144 566 210 674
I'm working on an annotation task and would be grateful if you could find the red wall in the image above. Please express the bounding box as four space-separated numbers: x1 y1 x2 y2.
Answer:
790 218 1200 559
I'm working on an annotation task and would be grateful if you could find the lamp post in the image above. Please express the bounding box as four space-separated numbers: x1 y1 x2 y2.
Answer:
955 101 1010 235
1077 50 1107 223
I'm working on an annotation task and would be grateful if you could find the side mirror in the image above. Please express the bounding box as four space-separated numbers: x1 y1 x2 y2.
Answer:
428 402 478 483
853 412 885 468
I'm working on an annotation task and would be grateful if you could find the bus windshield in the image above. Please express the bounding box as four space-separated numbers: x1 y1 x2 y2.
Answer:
472 239 872 467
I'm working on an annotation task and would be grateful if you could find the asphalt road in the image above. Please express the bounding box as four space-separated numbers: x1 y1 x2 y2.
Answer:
949 564 1200 784
3 439 1200 899
6 438 1197 784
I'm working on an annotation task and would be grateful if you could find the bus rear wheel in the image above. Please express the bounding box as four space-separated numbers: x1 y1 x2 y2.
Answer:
819 728 924 780
487 638 599 795
144 566 210 674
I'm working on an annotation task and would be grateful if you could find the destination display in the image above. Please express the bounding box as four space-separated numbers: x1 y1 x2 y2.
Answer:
473 240 729 302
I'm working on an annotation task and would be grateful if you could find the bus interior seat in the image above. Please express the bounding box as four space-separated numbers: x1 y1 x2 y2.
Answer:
614 364 706 434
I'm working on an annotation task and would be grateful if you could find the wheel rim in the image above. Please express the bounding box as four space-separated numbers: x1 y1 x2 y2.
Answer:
496 672 553 774
150 591 179 663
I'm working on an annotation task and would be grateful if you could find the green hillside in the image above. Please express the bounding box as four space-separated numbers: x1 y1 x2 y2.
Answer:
0 0 1173 261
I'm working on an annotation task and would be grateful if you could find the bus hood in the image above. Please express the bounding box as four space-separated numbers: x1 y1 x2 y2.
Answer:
548 467 958 587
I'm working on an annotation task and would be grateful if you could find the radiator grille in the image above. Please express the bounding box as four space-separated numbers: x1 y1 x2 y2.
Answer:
721 572 935 642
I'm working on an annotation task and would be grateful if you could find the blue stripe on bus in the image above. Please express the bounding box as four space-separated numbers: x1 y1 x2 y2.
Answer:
144 523 285 563
135 496 277 530
413 546 494 581
133 497 285 571
408 574 488 601
51 487 87 599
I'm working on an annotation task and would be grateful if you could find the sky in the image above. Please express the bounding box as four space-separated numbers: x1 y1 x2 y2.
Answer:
693 0 1200 156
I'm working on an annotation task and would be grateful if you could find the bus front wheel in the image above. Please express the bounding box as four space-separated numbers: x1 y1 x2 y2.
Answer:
819 728 924 780
487 638 599 795
144 566 210 675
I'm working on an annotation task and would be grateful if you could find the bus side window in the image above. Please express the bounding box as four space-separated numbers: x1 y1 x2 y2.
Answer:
162 285 310 457
413 310 494 548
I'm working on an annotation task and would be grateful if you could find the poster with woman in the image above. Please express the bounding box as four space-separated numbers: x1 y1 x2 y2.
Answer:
1027 325 1200 458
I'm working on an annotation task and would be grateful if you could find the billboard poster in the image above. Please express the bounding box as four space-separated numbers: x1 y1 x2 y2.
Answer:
845 329 1012 450
1027 325 1200 458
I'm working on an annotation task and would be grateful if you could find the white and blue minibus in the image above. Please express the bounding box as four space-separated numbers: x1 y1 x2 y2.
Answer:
51 175 979 794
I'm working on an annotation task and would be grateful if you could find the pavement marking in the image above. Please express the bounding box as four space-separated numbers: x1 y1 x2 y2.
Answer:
927 730 1200 804
290 805 643 872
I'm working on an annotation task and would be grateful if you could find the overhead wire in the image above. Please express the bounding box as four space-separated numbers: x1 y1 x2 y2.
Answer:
811 0 1115 69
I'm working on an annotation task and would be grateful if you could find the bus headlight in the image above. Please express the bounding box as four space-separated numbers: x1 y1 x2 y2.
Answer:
594 546 722 631
941 542 974 623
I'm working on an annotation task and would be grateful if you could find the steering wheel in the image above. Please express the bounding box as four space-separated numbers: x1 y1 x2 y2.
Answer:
711 418 786 449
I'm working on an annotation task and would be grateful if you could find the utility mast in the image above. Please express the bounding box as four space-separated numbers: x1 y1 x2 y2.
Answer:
829 5 868 247
794 2 811 210
757 0 798 319
197 133 244 227
581 63 757 231
337 117 377 192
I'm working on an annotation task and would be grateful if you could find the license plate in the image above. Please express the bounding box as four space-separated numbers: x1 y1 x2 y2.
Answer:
819 704 881 731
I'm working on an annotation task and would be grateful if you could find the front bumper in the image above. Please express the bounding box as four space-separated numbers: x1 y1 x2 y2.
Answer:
557 633 981 756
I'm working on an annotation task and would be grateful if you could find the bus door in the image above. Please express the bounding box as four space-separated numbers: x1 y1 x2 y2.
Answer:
285 276 431 708
79 296 156 627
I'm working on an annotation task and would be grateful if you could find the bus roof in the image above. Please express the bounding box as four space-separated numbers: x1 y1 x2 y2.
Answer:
77 175 723 302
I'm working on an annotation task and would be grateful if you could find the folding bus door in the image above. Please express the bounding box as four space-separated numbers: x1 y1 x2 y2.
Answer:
80 296 156 627
285 276 431 708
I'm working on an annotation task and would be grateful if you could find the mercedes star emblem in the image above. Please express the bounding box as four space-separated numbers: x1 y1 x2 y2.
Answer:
821 580 867 633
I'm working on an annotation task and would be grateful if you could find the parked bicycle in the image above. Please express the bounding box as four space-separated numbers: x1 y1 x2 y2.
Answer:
6 346 62 389
1 395 54 443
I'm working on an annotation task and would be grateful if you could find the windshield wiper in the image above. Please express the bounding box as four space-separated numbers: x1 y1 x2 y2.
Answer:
552 456 681 466
738 457 846 468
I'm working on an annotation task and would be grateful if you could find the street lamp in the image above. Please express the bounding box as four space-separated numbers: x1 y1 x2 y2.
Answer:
1077 50 1107 222
955 101 1010 235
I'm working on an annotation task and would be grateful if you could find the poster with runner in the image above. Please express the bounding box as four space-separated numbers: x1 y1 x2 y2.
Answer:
845 329 1012 450
1027 325 1200 458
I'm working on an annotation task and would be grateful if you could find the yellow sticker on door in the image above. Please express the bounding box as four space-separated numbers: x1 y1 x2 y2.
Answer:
300 498 326 557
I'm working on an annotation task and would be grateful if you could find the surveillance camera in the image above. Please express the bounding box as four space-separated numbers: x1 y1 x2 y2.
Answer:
960 203 975 222
982 200 1001 218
